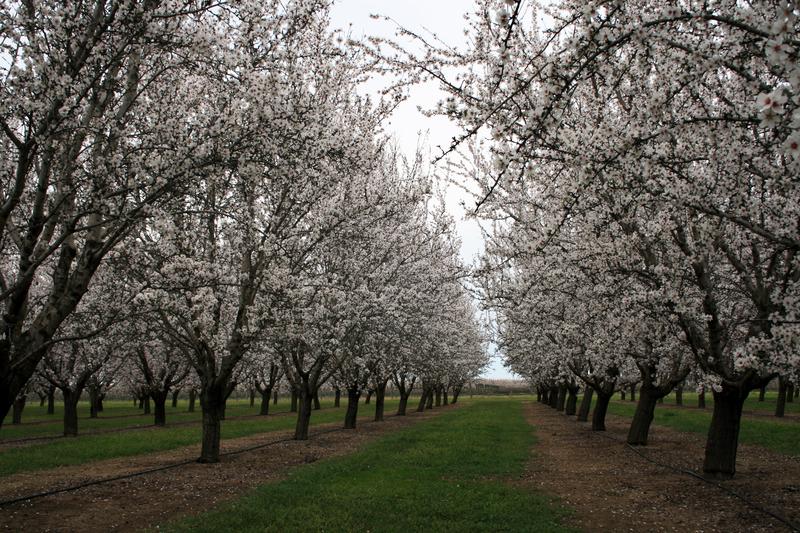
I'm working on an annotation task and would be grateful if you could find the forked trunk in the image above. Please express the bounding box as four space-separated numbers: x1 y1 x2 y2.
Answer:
344 387 360 429
577 387 593 422
591 391 611 431
703 385 749 478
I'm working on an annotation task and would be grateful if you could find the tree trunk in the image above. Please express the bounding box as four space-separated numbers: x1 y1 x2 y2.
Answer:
443 388 449 405
172 389 180 408
97 394 104 412
630 384 636 402
47 386 55 415
12 395 25 425
556 386 567 412
273 389 278 404
143 396 151 415
675 386 683 406
425 387 434 409
188 389 196 412
452 385 462 404
548 386 559 408
758 385 766 401
344 387 361 429
249 388 255 407
138 396 144 409
536 389 542 402
290 388 298 413
577 386 593 422
313 391 321 410
620 390 626 401
565 387 578 416
627 386 659 445
434 386 442 407
591 391 611 431
153 392 168 426
259 387 272 416
38 394 45 407
294 386 314 440
63 390 80 437
374 381 387 422
703 384 749 478
198 388 224 463
89 388 100 419
397 389 411 415
775 376 787 418
787 382 795 403
334 388 341 408
698 390 706 409
416 386 428 412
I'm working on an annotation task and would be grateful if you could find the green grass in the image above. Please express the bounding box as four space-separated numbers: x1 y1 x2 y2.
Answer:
601 398 800 456
643 391 800 415
165 400 572 533
0 398 396 477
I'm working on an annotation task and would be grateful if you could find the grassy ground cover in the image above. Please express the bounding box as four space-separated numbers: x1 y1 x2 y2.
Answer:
166 399 572 533
0 398 401 477
626 391 800 415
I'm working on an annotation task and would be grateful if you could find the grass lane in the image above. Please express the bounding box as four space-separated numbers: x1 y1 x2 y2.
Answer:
165 399 573 533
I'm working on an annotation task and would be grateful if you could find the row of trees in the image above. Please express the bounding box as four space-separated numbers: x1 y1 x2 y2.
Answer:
0 0 488 462
391 0 800 478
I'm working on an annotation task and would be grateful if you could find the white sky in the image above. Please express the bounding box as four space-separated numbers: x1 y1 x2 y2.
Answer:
329 1 515 380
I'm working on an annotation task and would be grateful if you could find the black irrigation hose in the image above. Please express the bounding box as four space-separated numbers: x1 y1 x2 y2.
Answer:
0 409 410 508
592 429 800 532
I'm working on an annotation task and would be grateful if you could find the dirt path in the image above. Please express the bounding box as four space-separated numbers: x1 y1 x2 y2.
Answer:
0 407 451 532
522 402 800 532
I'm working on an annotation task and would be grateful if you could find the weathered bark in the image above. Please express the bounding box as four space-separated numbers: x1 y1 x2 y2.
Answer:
627 386 659 445
703 384 749 478
153 391 168 426
577 386 593 422
775 376 788 418
188 389 196 412
556 386 567 412
11 395 25 424
334 388 341 408
591 391 612 431
565 386 578 416
374 380 387 422
344 387 360 429
63 390 81 437
198 387 225 463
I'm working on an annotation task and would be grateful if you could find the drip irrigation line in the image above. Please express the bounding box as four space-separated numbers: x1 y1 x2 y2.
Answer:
0 408 416 508
592 427 800 532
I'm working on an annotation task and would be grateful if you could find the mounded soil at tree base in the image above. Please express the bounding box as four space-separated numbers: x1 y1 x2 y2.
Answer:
521 402 800 533
0 408 450 532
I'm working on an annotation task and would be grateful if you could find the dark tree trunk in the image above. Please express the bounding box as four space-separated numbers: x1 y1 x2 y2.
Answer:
536 389 542 402
273 389 278 404
425 387 434 409
565 387 578 416
153 392 168 426
620 390 626 401
548 386 559 408
172 389 180 408
290 388 298 413
334 388 341 408
374 381 387 422
397 390 411 415
63 390 81 437
416 386 429 412
795 384 799 400
703 384 749 478
452 385 462 404
259 387 272 416
97 394 104 412
47 386 55 415
138 396 144 409
627 386 659 445
775 377 787 418
143 396 151 415
675 386 683 406
577 387 593 422
313 391 321 410
344 387 361 429
443 388 449 405
698 390 706 409
630 384 636 402
188 389 196 412
556 386 567 412
12 395 25 425
249 388 255 408
38 394 45 407
434 386 442 407
89 388 100 419
294 386 314 440
592 391 612 431
787 382 795 403
364 390 372 405
758 385 766 402
198 387 225 463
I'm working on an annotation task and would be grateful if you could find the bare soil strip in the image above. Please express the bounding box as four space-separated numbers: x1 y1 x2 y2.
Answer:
0 407 450 532
522 402 800 533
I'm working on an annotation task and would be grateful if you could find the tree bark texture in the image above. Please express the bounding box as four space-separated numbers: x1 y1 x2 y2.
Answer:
577 386 593 422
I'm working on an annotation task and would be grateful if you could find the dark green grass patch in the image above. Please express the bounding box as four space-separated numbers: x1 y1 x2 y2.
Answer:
166 400 573 533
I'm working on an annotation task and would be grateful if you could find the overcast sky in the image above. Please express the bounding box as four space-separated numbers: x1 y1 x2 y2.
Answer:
329 1 516 380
